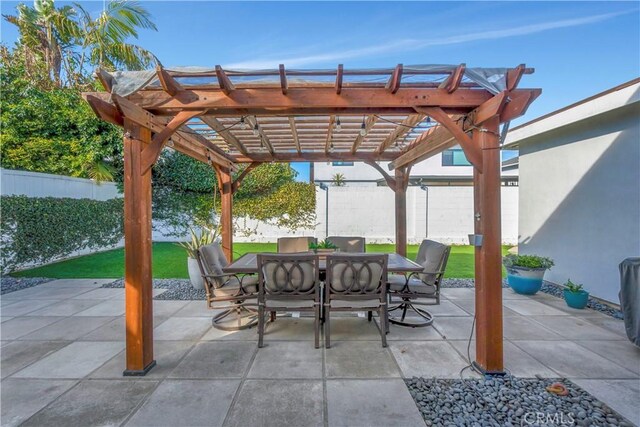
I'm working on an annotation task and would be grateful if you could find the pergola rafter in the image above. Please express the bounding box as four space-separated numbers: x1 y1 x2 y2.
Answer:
84 63 540 379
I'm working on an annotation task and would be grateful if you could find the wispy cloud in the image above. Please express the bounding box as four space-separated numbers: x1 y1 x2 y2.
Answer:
225 10 633 69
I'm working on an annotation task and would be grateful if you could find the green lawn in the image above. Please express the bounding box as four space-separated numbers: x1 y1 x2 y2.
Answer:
12 242 511 279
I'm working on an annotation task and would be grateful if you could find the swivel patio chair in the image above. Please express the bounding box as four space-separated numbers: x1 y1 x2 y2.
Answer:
387 239 451 327
277 236 317 253
324 253 388 348
196 242 259 331
257 253 321 348
327 236 366 253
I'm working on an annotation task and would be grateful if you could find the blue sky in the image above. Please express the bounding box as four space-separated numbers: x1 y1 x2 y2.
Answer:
2 1 639 181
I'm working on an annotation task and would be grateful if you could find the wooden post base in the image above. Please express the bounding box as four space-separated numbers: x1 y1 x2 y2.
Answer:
123 360 157 377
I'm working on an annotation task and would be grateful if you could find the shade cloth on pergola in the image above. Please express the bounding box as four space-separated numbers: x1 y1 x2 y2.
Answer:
83 63 540 377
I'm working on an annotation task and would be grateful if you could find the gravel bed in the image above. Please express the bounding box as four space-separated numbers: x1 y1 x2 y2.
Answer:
102 278 205 300
1 277 52 295
441 278 508 289
540 281 623 319
406 376 633 427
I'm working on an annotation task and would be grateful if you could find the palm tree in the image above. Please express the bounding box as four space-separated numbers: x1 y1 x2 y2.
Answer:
75 0 158 73
3 0 81 86
331 173 346 187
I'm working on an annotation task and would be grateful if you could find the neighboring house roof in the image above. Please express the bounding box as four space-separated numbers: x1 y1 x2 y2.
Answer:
501 156 519 171
504 78 640 149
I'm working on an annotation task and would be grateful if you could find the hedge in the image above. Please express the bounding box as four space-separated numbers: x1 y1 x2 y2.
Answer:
1 195 124 272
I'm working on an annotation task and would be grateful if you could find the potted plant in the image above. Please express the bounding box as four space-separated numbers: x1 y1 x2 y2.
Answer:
563 279 589 309
177 225 219 290
309 239 338 258
503 254 554 295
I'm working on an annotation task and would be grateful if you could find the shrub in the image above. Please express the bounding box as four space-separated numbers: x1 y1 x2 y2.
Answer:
503 254 554 270
1 195 124 272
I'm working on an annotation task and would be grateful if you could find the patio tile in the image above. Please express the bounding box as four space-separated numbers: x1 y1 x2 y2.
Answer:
224 379 323 427
502 288 533 299
1 287 55 300
71 288 125 300
0 316 63 339
390 341 473 378
200 324 259 341
169 341 255 379
529 315 621 340
20 379 157 427
570 379 640 426
325 341 401 378
248 341 322 379
13 341 124 379
0 300 59 316
172 300 215 317
512 340 637 378
90 340 195 379
0 379 77 427
385 321 443 340
25 299 102 316
417 300 469 316
0 316 13 323
449 299 519 317
125 379 239 427
326 379 425 427
18 316 114 341
502 299 569 316
533 296 610 317
325 317 383 341
449 340 558 377
582 316 628 338
38 278 115 288
10 286 96 300
440 288 476 299
153 317 211 340
78 317 125 341
152 300 190 318
503 316 564 340
574 340 640 375
1 341 71 378
262 316 319 341
1 299 20 307
432 316 475 340
74 299 125 316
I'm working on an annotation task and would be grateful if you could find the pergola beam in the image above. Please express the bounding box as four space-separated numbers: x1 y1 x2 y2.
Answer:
279 64 288 95
375 114 424 154
215 65 235 95
200 116 248 154
245 116 275 155
335 64 343 94
439 64 466 93
351 115 378 154
156 66 183 96
386 64 403 94
231 151 397 163
231 162 261 193
289 117 301 153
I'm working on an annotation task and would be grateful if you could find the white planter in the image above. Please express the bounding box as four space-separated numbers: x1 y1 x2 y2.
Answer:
187 257 204 290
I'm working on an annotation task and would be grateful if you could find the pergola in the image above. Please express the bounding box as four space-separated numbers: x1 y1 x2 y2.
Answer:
83 63 540 376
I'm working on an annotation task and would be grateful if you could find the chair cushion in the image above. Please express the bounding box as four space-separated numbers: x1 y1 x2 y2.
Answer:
265 298 316 308
262 260 316 293
388 276 437 295
415 240 449 284
328 299 382 309
327 236 365 253
277 237 316 253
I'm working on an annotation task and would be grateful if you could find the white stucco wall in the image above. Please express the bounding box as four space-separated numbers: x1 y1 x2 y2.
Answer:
516 102 640 303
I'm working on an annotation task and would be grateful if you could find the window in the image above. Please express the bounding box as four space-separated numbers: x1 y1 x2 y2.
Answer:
442 149 471 166
331 161 354 166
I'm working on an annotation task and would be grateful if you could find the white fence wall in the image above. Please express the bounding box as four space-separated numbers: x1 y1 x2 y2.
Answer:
1 168 120 200
1 168 519 248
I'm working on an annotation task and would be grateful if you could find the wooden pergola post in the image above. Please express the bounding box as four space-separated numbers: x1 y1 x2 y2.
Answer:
215 166 234 262
472 116 504 374
122 119 155 375
394 168 409 257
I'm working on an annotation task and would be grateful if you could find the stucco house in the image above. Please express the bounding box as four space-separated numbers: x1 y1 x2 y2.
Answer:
503 78 640 303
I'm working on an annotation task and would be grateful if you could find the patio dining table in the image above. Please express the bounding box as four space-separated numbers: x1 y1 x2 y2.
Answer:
224 252 423 275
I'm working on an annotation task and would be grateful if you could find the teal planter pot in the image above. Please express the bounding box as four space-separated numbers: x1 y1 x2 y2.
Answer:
506 267 546 295
564 290 589 309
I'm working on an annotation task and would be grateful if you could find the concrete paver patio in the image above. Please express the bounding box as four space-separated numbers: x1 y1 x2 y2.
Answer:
1 279 638 426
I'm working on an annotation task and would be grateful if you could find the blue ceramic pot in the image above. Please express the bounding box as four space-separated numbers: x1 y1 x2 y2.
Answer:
564 290 589 309
506 266 546 295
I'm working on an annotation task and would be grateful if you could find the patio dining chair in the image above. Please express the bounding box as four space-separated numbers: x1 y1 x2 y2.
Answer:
324 253 388 348
196 242 259 331
387 239 451 327
257 253 321 348
277 236 317 253
327 236 366 253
